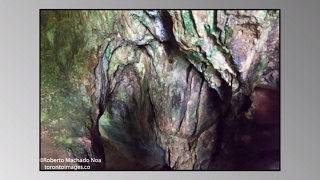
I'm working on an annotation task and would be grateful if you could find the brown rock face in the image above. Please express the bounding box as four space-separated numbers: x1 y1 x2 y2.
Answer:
40 10 280 170
249 87 280 125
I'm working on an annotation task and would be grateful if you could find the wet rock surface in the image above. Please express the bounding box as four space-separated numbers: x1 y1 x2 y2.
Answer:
40 10 280 170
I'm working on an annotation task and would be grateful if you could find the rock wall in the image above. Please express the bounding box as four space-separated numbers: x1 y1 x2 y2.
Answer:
40 10 280 170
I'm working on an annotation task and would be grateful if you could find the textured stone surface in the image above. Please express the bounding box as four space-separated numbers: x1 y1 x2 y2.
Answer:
40 10 280 170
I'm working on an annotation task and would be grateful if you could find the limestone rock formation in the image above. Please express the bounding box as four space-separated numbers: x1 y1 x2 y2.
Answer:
40 10 280 170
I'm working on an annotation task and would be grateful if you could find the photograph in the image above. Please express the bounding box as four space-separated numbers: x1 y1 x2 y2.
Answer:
40 9 280 171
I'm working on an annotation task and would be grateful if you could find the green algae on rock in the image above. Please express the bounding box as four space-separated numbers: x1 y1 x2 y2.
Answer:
40 10 280 170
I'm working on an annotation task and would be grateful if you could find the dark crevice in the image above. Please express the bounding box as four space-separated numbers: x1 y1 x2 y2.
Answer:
160 10 176 44
209 107 231 169
186 63 193 83
160 10 185 63
213 10 219 34
147 86 157 133
41 10 280 170
178 100 187 133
